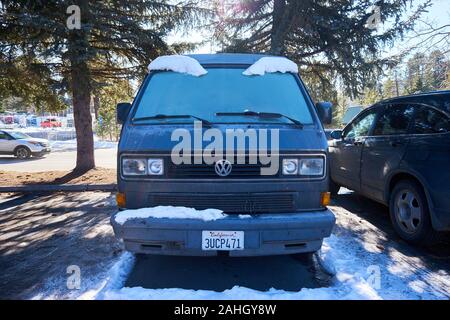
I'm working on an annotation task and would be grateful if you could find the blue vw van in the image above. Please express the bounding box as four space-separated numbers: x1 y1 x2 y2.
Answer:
111 54 335 256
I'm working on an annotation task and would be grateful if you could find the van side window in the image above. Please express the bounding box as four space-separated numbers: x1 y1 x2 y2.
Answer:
372 105 414 136
413 106 450 134
343 110 377 139
0 132 9 140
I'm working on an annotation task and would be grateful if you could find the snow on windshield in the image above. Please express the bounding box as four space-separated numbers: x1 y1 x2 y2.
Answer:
243 57 298 76
148 55 207 77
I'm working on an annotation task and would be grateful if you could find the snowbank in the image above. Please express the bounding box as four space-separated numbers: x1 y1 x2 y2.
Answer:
243 57 298 76
148 55 207 77
50 138 117 152
114 206 227 225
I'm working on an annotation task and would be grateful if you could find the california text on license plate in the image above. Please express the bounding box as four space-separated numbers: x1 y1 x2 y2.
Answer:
201 231 244 250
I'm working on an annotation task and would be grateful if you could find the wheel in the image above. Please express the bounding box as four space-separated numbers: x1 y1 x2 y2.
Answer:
329 178 340 196
389 180 439 245
15 146 31 159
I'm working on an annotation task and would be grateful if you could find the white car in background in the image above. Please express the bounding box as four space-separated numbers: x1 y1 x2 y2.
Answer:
0 130 51 159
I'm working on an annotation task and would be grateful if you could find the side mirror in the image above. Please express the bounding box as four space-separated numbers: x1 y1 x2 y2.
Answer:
316 102 333 124
116 102 132 125
330 130 342 140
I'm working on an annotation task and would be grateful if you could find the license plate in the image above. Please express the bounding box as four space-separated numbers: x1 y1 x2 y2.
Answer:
202 231 244 251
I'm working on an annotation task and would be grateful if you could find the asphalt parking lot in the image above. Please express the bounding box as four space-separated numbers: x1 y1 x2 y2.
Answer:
0 149 116 172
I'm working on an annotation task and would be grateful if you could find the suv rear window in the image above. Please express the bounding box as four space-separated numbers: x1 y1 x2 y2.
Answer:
413 106 450 134
373 105 414 136
133 68 314 125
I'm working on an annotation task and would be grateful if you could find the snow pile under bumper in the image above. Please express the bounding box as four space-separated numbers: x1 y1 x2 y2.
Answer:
110 209 335 256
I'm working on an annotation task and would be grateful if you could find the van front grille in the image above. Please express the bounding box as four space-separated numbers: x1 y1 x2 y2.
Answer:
168 161 277 179
150 192 295 214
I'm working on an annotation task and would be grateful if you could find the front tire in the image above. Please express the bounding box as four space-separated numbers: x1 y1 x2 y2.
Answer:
15 146 31 159
389 180 439 245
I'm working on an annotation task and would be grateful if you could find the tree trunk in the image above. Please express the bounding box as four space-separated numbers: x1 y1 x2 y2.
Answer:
271 0 287 55
67 1 95 172
71 61 95 172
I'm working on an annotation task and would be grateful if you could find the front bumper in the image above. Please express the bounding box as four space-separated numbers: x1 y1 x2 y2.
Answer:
31 148 51 156
111 209 335 256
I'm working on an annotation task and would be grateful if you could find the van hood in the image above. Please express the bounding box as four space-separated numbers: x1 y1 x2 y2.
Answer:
119 124 327 153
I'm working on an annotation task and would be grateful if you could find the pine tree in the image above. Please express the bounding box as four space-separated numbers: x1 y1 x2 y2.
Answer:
213 0 431 96
0 0 206 172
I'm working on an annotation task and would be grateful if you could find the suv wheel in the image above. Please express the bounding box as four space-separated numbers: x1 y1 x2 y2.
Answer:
15 146 31 159
389 180 439 245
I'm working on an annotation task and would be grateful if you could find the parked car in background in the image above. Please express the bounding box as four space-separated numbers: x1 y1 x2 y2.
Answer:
0 114 14 125
40 117 62 128
0 130 51 159
328 90 450 245
26 115 38 127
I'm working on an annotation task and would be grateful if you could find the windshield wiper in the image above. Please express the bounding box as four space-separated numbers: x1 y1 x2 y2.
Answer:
215 110 303 128
133 114 212 127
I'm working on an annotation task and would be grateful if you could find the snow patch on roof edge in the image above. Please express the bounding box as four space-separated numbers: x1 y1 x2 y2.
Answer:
148 55 207 77
243 57 298 76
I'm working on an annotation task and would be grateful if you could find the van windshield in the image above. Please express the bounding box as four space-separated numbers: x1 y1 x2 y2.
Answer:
133 68 314 125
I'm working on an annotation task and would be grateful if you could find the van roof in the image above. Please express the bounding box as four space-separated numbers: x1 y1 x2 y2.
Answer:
188 53 272 65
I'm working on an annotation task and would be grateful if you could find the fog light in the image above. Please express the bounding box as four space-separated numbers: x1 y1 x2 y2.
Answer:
321 192 331 206
116 192 126 208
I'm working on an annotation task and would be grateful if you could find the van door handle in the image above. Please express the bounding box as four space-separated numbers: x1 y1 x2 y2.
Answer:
353 141 363 146
390 141 404 147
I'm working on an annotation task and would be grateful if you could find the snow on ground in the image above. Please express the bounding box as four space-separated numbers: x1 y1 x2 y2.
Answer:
97 203 449 300
148 55 207 76
243 57 298 76
50 138 117 152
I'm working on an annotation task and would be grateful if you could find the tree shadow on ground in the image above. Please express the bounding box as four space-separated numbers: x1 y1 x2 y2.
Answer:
329 190 450 299
0 192 121 299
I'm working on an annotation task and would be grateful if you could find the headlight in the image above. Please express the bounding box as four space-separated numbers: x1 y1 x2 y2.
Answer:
299 158 324 176
282 159 298 175
122 158 147 175
148 158 164 175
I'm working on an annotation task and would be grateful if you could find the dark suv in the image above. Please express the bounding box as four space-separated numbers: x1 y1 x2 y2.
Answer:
329 90 450 244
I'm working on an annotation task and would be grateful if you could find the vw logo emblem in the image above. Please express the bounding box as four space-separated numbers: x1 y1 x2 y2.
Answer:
215 159 232 177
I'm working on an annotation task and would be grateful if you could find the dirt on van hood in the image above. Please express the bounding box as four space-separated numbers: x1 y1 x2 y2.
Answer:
0 167 116 186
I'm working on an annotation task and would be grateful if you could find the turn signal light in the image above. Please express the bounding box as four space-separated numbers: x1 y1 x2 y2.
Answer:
321 192 331 207
116 192 126 208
